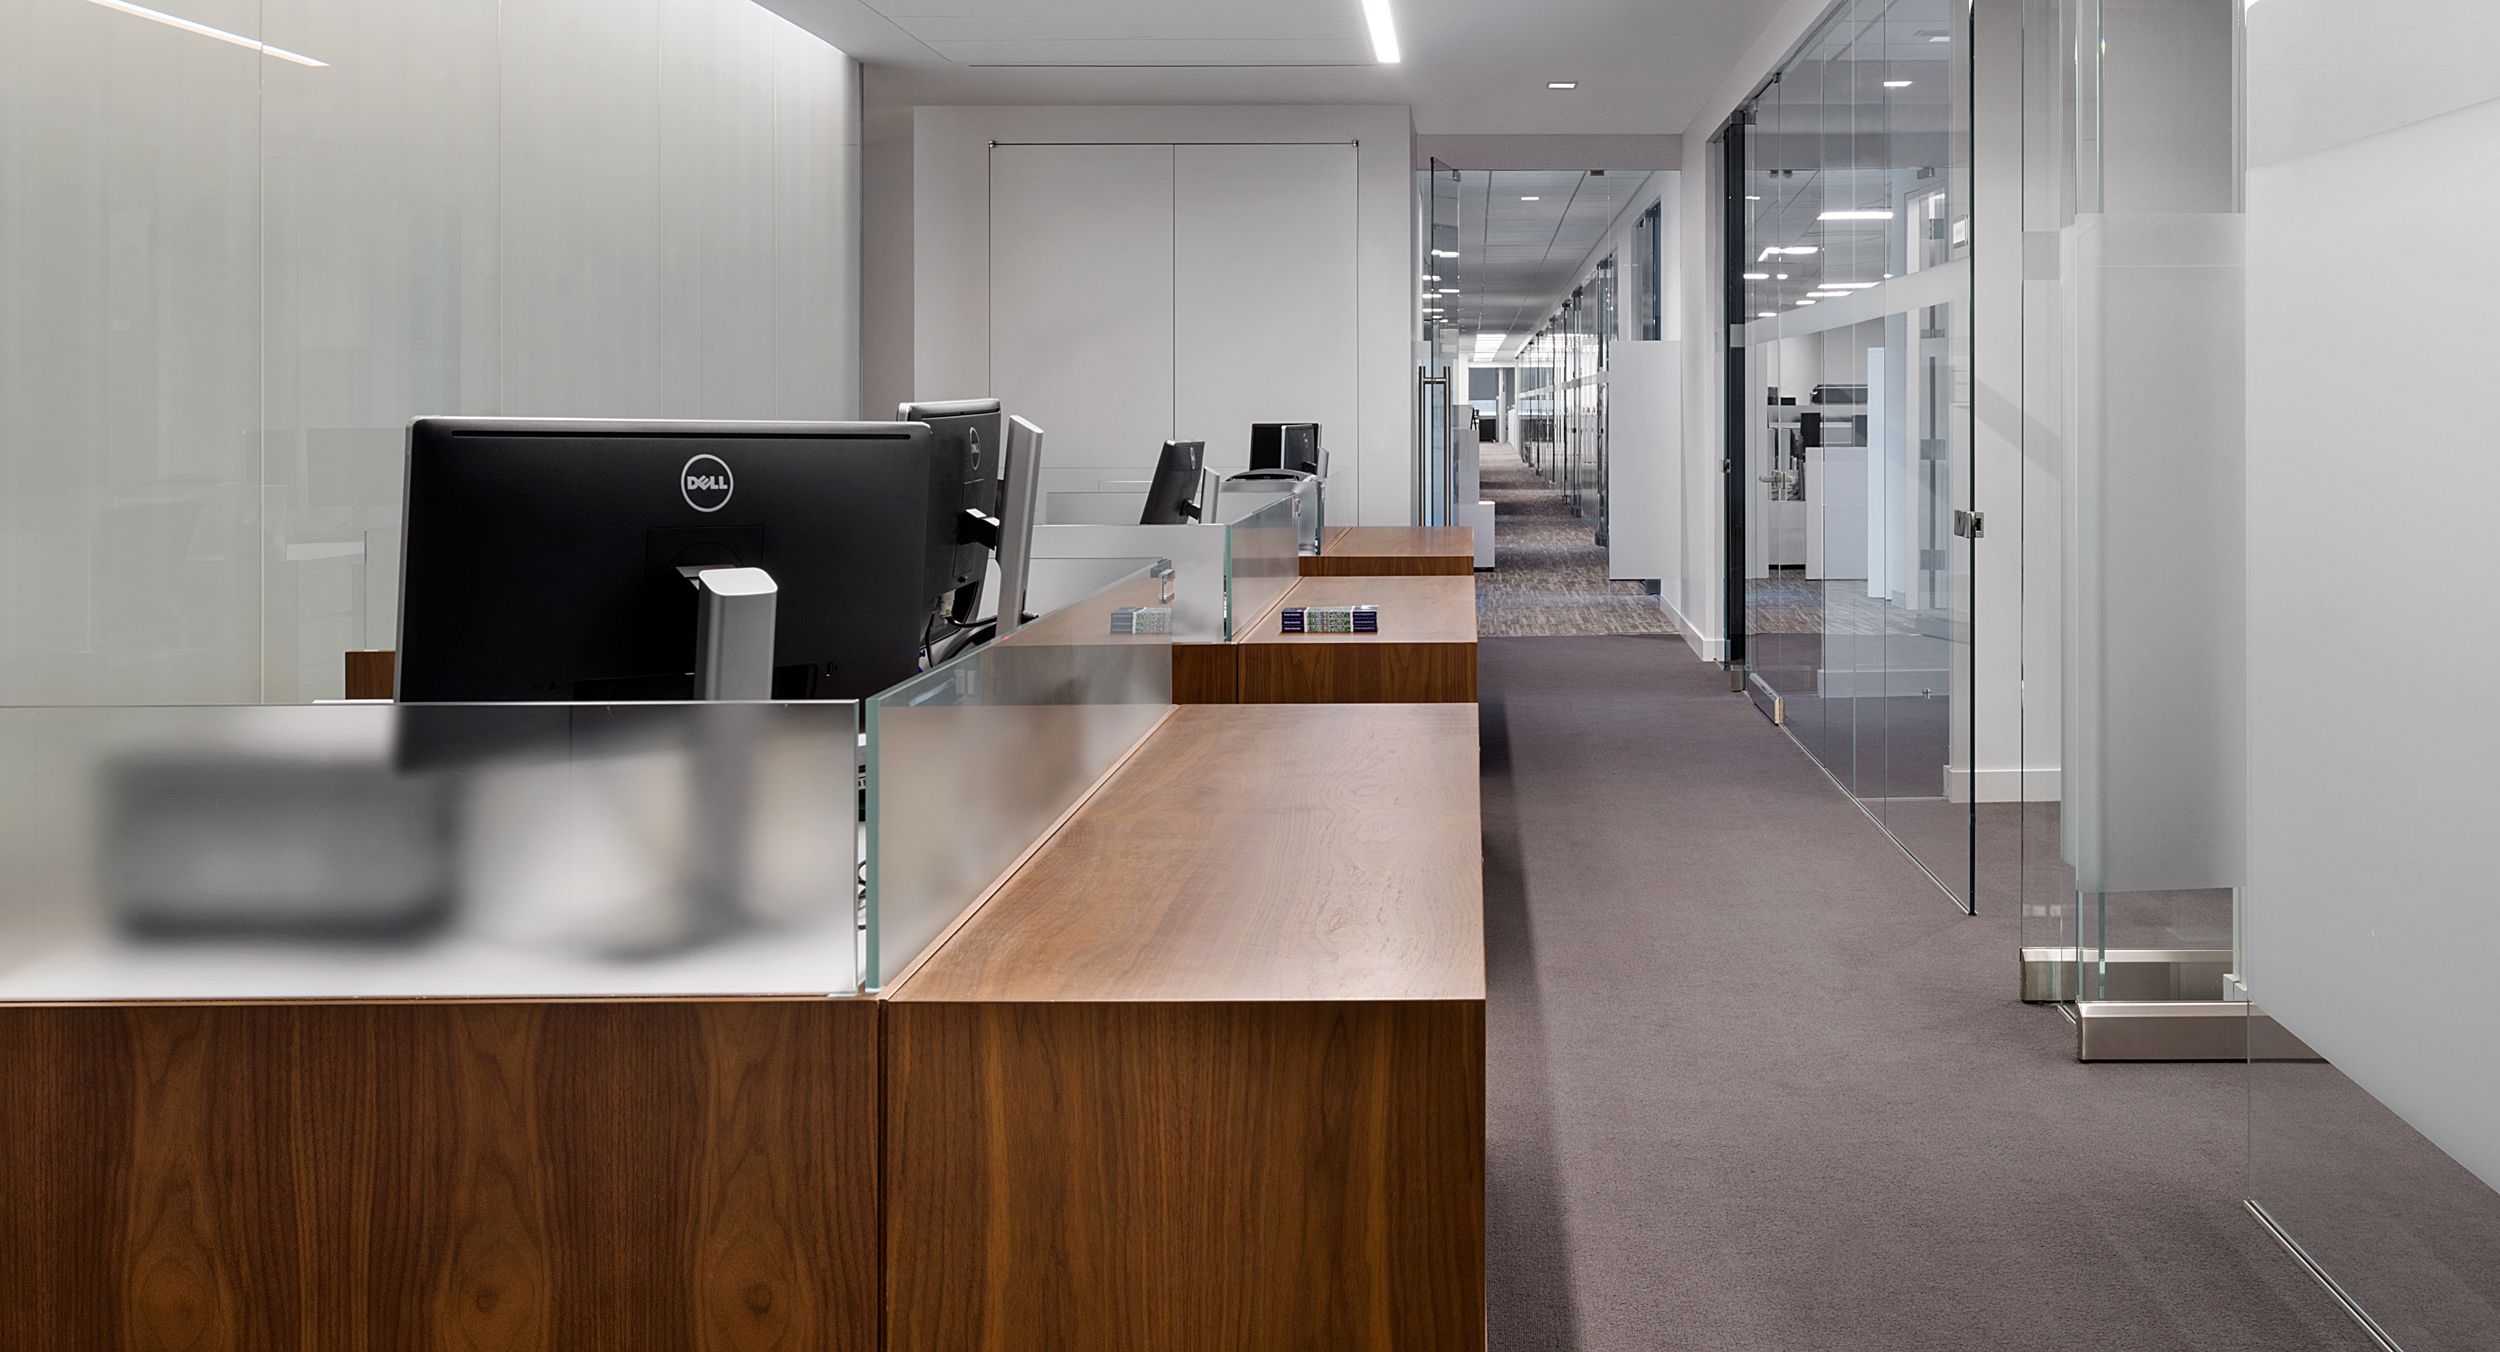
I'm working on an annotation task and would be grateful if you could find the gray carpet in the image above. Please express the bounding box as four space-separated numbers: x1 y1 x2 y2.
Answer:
1481 634 2369 1352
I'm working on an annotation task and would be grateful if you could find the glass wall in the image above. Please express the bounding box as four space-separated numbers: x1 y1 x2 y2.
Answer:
0 0 859 706
1723 0 1977 909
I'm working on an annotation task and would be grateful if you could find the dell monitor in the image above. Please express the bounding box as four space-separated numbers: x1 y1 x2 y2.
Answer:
395 417 941 703
1249 422 1322 476
899 398 1005 628
1141 440 1206 525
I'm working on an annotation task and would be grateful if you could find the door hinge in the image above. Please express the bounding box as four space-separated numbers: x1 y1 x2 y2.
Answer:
1953 509 1986 540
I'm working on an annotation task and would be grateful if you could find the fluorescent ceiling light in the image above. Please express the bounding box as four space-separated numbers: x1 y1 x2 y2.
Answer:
1929 34 1951 43
1431 248 1459 259
1360 0 1401 63
1757 246 1820 260
82 0 327 66
1795 299 1816 306
1758 312 1776 319
1546 81 1578 90
1807 291 1848 298
1746 195 1762 201
1741 272 1770 281
1826 281 1880 289
1520 196 1541 202
1819 210 1895 221
1884 80 1913 88
1437 287 1461 294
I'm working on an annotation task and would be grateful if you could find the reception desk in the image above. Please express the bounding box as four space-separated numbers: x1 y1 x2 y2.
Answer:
15 566 1484 1351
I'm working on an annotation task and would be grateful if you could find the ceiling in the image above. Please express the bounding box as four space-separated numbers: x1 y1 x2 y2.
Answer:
756 0 1791 135
1426 169 1646 356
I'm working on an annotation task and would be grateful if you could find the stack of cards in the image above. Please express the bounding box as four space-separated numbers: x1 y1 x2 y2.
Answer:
1110 606 1174 635
1279 604 1379 634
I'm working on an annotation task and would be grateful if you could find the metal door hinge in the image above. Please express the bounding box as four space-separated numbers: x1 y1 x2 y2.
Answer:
1952 509 1986 540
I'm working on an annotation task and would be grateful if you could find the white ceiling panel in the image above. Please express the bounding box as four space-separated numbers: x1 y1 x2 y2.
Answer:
759 0 1793 135
914 38 1374 65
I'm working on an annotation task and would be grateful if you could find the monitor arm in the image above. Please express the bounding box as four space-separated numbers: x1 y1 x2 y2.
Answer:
683 566 778 700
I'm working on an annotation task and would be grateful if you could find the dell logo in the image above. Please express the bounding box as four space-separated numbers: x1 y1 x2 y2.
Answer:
681 454 734 512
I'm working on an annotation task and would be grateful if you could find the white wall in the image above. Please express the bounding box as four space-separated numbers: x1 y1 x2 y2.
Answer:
904 104 1415 525
2244 0 2500 1194
0 0 862 704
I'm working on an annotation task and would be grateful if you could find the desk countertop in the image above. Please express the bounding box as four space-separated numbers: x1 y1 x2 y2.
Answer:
1245 574 1478 645
1320 525 1477 559
890 703 1483 1004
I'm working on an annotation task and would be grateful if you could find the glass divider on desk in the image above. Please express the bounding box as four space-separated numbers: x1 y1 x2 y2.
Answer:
0 700 862 1001
1222 493 1302 639
862 559 1176 990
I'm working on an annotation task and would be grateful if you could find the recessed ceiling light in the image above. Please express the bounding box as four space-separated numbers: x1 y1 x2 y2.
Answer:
1795 299 1817 306
1547 81 1578 90
1808 290 1848 298
1884 80 1913 88
1775 273 1789 280
1360 0 1400 63
1926 32 1950 43
1520 196 1541 202
81 0 328 66
1742 272 1770 281
1431 248 1459 259
1746 194 1763 201
1820 210 1895 221
1758 312 1776 319
1827 282 1880 290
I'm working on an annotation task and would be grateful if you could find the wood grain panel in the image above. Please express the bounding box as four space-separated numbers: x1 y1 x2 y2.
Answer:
1303 526 1476 577
0 999 879 1352
885 999 1485 1352
344 649 396 700
893 703 1483 1004
1170 642 1236 703
1235 640 1478 703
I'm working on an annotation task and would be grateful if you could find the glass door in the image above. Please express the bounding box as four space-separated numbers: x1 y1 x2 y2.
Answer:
1724 0 1977 911
1417 158 1462 525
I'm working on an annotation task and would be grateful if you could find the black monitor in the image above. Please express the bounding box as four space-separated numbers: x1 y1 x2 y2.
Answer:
1249 422 1321 475
1141 441 1206 525
395 417 940 702
900 398 1004 627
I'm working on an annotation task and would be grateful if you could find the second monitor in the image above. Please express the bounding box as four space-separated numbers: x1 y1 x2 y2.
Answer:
1249 422 1321 476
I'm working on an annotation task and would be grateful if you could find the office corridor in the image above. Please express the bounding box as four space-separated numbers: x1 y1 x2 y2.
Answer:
1476 448 1675 639
1478 634 2365 1352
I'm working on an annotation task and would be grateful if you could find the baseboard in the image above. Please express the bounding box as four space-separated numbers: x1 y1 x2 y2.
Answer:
1658 595 1724 661
1943 764 2061 804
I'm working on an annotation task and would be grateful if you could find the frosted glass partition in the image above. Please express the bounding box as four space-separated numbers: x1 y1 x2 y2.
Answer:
0 700 861 1001
2020 0 2245 997
864 562 1174 989
0 0 858 706
1223 492 1303 638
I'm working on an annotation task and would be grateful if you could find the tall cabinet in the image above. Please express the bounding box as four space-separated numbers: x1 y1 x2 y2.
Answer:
988 142 1362 520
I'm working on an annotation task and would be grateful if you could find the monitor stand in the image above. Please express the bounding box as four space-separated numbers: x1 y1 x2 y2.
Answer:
685 566 778 700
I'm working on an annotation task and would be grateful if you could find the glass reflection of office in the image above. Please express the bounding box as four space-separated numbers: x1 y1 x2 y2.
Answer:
1728 0 1977 909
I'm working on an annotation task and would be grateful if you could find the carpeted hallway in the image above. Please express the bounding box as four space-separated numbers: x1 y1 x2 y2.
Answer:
1480 634 2368 1351
1478 446 1676 638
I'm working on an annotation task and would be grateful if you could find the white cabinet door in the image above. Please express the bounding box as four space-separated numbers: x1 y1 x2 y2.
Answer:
1173 143 1359 516
989 144 1176 470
